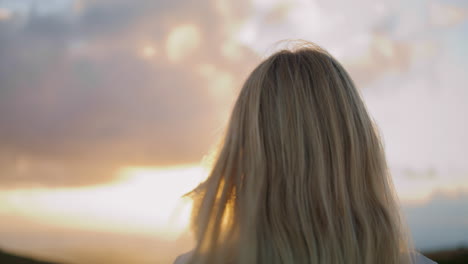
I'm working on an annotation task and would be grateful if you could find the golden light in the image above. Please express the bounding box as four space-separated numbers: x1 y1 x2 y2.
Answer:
373 33 394 59
197 63 236 124
221 40 244 61
166 24 201 63
0 164 209 241
197 63 235 102
141 44 157 59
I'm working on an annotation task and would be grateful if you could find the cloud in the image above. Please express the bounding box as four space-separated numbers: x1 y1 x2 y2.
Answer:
2 0 466 190
239 0 468 185
0 0 258 187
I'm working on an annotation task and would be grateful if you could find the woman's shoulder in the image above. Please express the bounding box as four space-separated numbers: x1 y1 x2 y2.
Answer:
411 251 438 264
173 250 194 264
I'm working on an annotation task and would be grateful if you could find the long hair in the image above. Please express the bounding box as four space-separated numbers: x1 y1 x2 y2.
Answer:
184 41 415 264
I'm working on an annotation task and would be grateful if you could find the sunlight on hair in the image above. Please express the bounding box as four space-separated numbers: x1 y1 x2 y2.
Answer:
0 164 209 241
166 24 201 63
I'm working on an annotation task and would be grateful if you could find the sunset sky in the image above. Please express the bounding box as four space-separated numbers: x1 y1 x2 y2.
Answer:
0 0 467 263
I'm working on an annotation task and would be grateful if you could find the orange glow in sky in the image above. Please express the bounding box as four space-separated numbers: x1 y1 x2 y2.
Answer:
166 24 201 63
141 44 157 59
0 164 209 241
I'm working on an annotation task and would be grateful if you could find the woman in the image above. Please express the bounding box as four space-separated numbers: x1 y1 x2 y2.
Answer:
174 42 436 264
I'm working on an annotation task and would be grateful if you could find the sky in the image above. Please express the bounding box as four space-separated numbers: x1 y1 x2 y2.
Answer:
0 0 467 263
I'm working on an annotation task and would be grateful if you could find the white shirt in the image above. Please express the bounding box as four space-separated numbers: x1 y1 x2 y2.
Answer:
173 250 437 264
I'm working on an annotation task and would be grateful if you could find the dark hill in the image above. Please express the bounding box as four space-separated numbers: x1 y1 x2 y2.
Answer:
423 247 468 264
0 250 61 264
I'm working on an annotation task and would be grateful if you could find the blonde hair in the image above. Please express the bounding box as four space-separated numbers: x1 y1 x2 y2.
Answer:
185 41 414 264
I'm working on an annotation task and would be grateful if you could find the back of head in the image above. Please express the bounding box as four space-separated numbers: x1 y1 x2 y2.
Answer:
186 41 414 264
